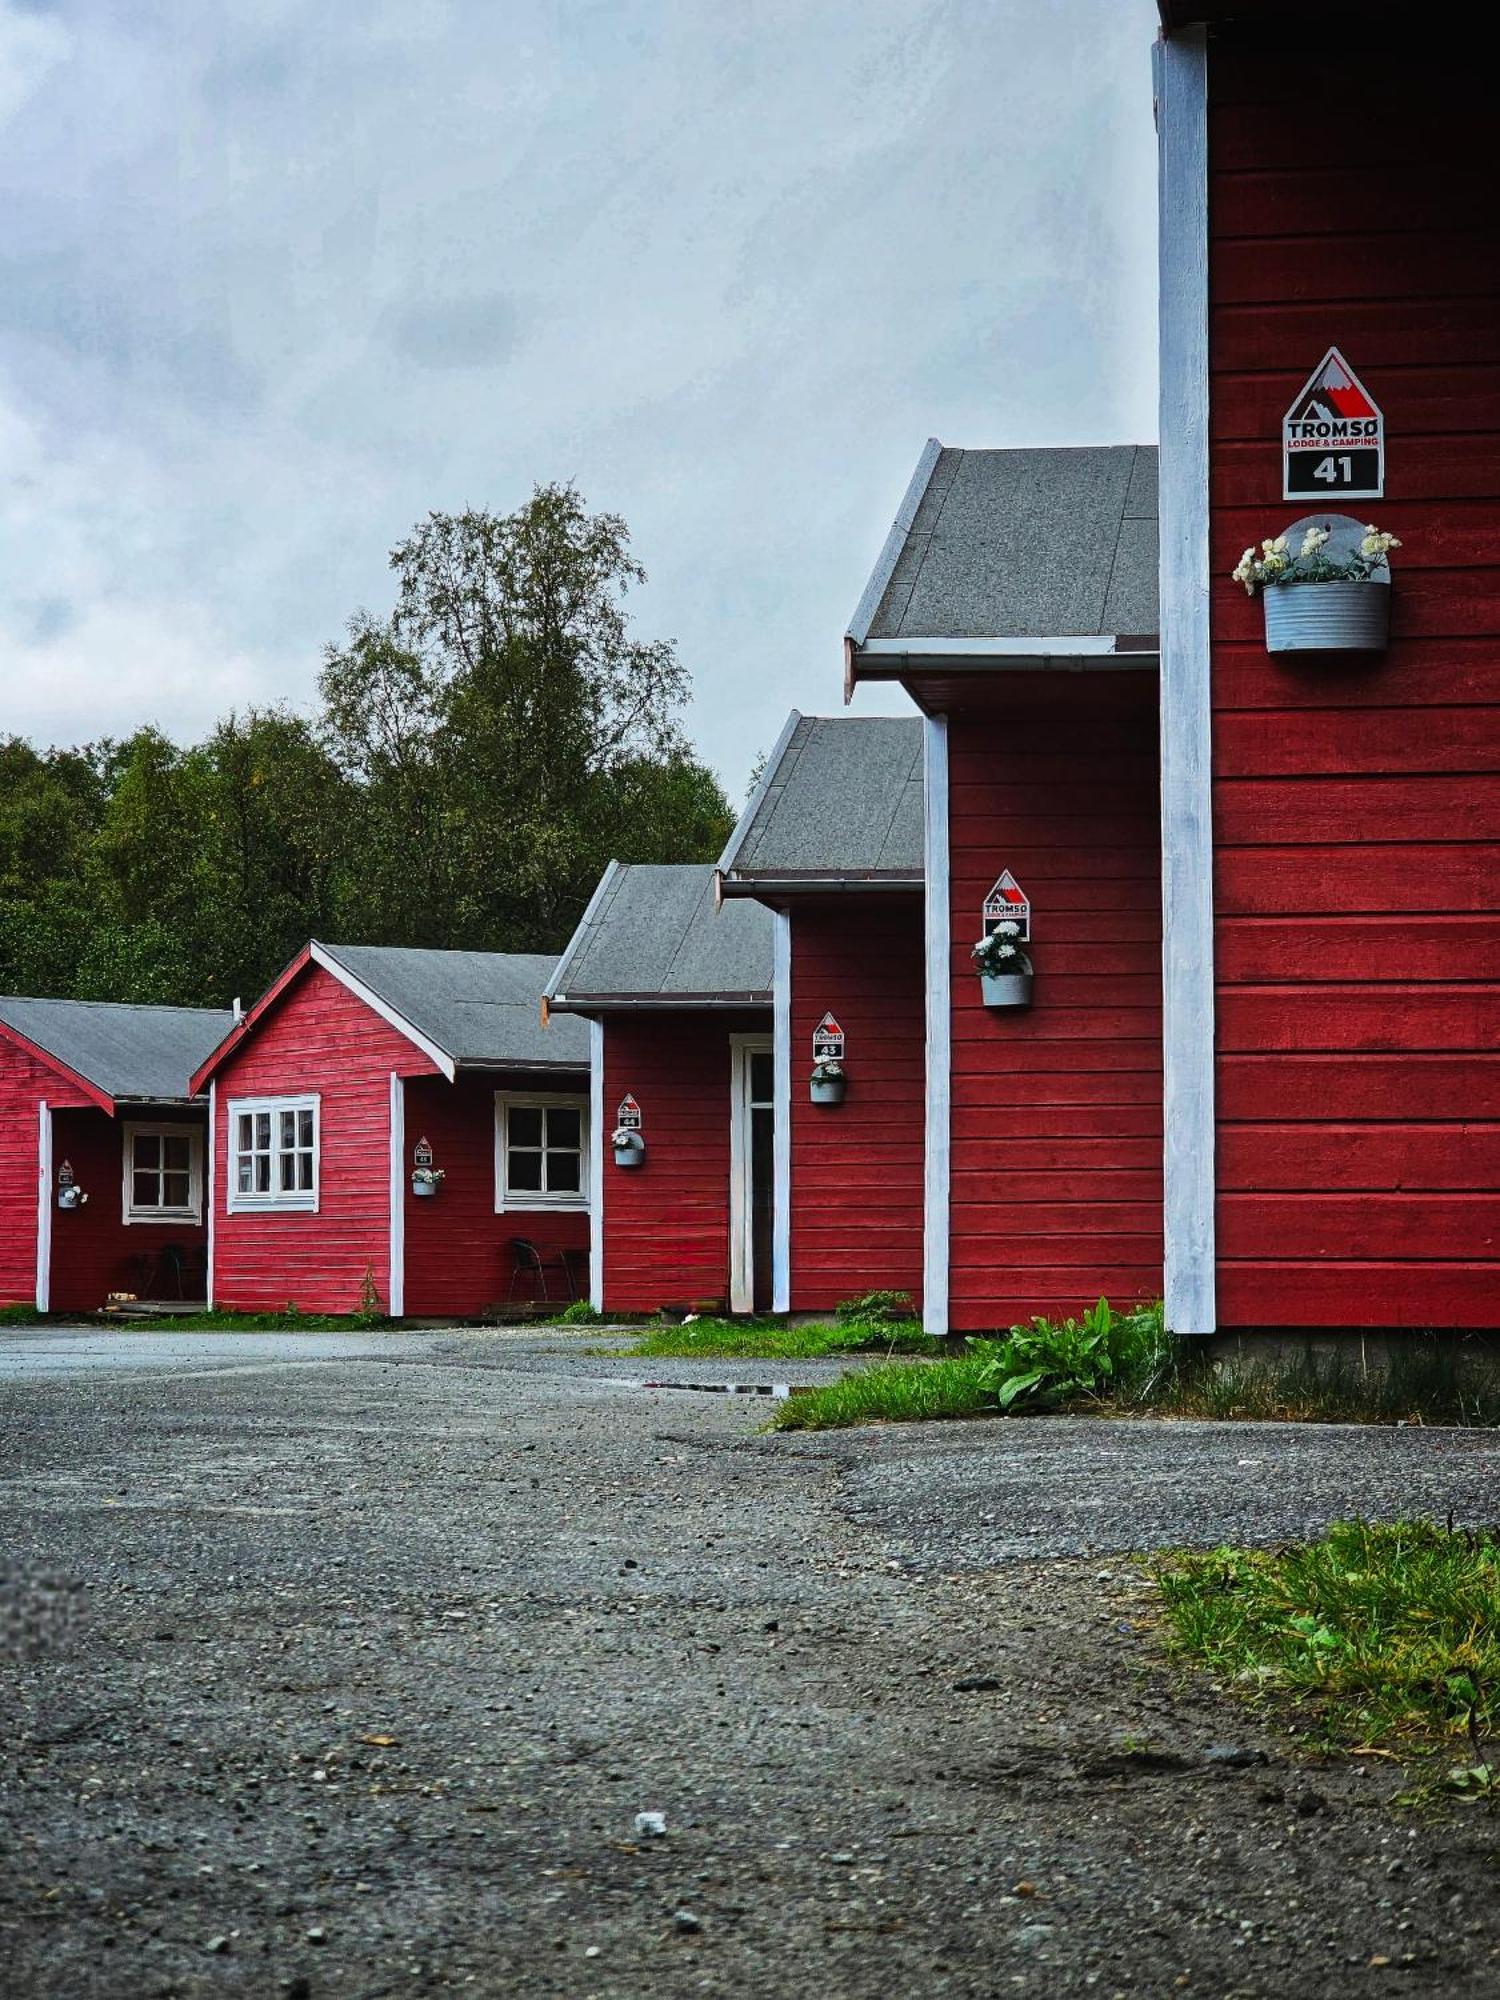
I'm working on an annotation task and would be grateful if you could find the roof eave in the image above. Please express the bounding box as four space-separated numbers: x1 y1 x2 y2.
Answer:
546 992 773 1015
850 634 1160 681
0 1015 116 1113
718 871 922 899
715 710 802 879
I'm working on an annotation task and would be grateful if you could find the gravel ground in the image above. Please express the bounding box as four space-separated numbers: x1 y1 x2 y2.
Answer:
3 1326 1499 1999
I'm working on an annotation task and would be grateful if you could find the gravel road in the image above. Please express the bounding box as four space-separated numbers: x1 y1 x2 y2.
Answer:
3 1326 1499 1998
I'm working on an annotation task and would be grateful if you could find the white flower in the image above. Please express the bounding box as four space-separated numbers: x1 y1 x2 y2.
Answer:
1300 524 1330 556
993 920 1021 937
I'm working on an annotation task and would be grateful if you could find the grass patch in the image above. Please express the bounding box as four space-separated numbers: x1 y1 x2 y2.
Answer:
0 1304 44 1326
619 1316 936 1361
769 1352 996 1430
1159 1337 1500 1429
1153 1519 1500 1798
95 1308 394 1333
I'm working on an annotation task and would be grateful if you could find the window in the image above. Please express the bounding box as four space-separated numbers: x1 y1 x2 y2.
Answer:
495 1095 588 1211
227 1095 319 1212
123 1124 203 1224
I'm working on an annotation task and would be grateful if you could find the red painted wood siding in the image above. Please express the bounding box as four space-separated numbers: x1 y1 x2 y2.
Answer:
402 1071 590 1317
50 1106 209 1313
946 675 1163 1329
788 898 923 1312
212 965 438 1315
1207 37 1500 1327
0 1033 89 1306
600 1009 769 1313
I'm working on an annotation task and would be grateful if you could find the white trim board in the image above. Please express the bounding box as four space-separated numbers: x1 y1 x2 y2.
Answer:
388 1071 406 1317
922 716 951 1337
206 1081 217 1307
858 635 1147 660
588 1019 604 1313
771 909 792 1314
35 1099 51 1315
1155 26 1217 1335
846 437 943 649
309 941 456 1081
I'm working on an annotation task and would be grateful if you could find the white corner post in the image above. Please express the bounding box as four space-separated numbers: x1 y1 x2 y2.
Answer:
1156 25 1217 1335
589 1019 605 1313
387 1071 405 1317
35 1100 52 1314
206 1081 217 1308
772 907 792 1314
923 716 951 1336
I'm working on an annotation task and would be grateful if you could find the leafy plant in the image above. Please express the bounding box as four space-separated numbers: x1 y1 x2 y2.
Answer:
968 1297 1167 1411
834 1289 915 1326
1232 520 1400 596
971 919 1031 979
552 1300 603 1325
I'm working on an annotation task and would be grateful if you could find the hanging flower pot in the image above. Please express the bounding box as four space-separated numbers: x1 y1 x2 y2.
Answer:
411 1167 444 1198
612 1128 645 1169
810 1060 846 1106
972 923 1033 1010
1234 519 1398 655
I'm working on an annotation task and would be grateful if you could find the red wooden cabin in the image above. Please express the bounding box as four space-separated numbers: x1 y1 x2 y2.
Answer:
190 943 591 1318
0 995 232 1314
1154 4 1500 1332
543 865 775 1315
846 444 1164 1334
717 713 927 1314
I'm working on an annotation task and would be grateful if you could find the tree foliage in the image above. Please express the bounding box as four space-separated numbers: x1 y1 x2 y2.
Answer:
1 485 733 1007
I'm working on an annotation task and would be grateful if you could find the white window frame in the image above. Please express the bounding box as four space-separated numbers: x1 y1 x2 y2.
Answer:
122 1122 204 1225
494 1092 589 1213
226 1094 321 1214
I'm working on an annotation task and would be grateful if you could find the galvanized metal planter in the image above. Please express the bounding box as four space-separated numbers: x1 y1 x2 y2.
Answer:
613 1133 646 1169
411 1177 437 1198
980 970 1033 1009
1263 579 1389 654
810 1075 846 1106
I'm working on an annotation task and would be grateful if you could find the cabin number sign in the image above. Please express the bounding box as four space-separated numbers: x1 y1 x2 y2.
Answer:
812 1013 845 1062
983 870 1031 943
615 1094 642 1132
1282 347 1384 501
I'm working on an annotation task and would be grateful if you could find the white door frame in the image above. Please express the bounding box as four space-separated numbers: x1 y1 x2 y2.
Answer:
728 1033 774 1315
35 1099 52 1314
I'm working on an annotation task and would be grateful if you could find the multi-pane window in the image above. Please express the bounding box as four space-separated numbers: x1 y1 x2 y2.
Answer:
228 1096 319 1211
123 1125 202 1223
495 1097 588 1210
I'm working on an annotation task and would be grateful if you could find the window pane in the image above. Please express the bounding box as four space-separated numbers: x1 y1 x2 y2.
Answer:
237 1160 252 1194
280 1109 297 1150
162 1172 191 1209
132 1133 160 1171
509 1149 544 1191
547 1107 581 1149
238 1113 253 1152
510 1106 543 1149
298 1152 314 1191
279 1151 297 1191
255 1112 271 1149
163 1136 191 1173
750 1053 774 1102
548 1152 581 1194
255 1155 271 1193
298 1108 314 1149
133 1170 160 1208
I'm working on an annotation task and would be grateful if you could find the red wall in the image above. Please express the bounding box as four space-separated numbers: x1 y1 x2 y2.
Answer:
213 966 438 1315
50 1106 208 1313
788 898 924 1312
600 1009 768 1313
1208 38 1500 1326
946 675 1164 1330
403 1070 590 1316
0 1032 89 1307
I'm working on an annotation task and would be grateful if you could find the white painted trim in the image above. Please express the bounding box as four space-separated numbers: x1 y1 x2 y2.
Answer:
35 1100 51 1315
922 716 951 1337
846 436 943 646
717 709 802 878
1155 26 1216 1335
309 941 456 1081
589 1019 604 1312
857 635 1149 660
224 1093 321 1214
727 1032 774 1315
388 1071 405 1317
543 859 621 1009
771 909 791 1314
120 1120 204 1225
206 1082 217 1307
493 1090 590 1213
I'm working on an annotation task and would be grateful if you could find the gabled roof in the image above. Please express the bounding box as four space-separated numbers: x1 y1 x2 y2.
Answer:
847 441 1159 687
0 995 235 1108
545 864 774 1012
717 712 924 897
191 942 589 1090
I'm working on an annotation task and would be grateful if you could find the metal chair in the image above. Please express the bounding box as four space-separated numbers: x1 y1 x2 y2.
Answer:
507 1237 577 1303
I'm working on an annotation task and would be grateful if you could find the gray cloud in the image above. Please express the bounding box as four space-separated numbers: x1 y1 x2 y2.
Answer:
0 0 1160 783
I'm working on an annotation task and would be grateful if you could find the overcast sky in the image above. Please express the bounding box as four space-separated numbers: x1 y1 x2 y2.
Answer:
1 0 1160 794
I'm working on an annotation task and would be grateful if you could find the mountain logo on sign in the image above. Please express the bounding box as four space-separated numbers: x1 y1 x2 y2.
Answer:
983 870 1030 942
1283 347 1383 444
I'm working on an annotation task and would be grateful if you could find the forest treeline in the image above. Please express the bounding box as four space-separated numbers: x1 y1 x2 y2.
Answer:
0 486 735 1010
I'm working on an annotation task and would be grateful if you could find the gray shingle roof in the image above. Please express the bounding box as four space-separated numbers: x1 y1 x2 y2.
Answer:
0 996 235 1103
853 443 1159 645
544 865 774 1010
718 713 923 891
314 945 590 1069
